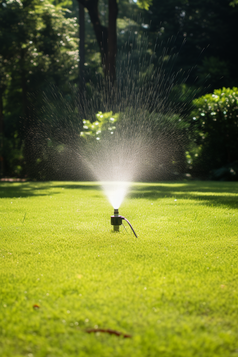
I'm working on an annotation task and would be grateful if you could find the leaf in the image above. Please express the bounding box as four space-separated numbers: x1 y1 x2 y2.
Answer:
86 328 131 338
136 0 152 10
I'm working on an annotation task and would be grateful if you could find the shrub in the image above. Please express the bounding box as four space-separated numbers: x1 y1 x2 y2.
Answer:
80 111 120 142
80 110 188 181
189 87 238 177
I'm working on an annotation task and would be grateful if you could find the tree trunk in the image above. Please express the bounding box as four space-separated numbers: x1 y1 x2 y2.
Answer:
0 91 4 177
79 2 85 91
106 0 118 83
77 0 118 83
20 48 29 123
20 48 33 176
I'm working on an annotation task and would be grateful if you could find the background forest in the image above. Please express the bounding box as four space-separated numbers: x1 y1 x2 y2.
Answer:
0 0 238 181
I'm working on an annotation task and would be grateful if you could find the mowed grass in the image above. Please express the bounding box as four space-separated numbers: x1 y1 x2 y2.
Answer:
0 181 238 357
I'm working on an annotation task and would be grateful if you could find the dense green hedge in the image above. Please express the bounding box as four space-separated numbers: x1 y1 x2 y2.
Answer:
189 87 238 179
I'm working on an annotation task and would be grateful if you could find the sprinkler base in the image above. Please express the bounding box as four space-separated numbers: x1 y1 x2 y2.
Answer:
111 209 122 233
111 216 123 227
110 208 138 238
113 225 120 232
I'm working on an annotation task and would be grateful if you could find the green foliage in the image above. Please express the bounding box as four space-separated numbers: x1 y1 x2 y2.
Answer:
79 109 189 180
0 0 79 177
210 161 238 181
80 111 120 141
1 0 238 179
189 87 238 176
80 109 189 149
136 0 153 10
0 0 79 90
80 110 188 140
147 0 238 91
197 57 231 89
230 0 238 7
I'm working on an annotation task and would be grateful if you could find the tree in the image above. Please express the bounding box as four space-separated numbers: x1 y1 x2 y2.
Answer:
76 0 118 83
0 0 79 176
79 2 85 91
76 0 152 83
189 87 238 176
147 0 238 91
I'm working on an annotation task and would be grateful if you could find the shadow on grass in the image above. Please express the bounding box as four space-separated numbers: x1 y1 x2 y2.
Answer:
0 181 237 209
128 182 238 209
0 182 101 198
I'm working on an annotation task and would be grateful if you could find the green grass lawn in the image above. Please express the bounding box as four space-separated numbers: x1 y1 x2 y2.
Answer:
0 181 238 357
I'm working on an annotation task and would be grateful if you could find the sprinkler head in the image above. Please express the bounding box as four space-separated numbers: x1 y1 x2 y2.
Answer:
111 208 122 232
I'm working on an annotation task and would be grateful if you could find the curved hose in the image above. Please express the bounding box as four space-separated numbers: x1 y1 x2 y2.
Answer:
120 216 138 238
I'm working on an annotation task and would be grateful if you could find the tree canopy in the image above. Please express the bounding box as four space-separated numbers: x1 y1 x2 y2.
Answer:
0 0 238 178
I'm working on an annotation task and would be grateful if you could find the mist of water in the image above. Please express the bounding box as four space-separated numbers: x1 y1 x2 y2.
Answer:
27 38 196 208
100 182 128 209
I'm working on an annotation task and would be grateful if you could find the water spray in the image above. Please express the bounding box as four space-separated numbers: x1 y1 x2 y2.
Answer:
111 208 138 238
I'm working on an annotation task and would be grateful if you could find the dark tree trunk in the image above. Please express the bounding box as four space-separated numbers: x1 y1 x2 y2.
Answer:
79 2 85 91
20 48 29 124
77 0 118 83
106 0 118 82
0 91 4 177
20 48 33 176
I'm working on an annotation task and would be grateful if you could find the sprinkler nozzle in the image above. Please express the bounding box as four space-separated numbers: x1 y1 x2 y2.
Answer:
111 209 138 238
111 208 122 232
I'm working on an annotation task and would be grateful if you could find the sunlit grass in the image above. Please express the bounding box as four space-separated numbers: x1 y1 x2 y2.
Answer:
0 181 238 357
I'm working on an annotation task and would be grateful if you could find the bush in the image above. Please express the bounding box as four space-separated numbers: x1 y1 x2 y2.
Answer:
189 87 238 177
80 111 120 142
80 110 188 181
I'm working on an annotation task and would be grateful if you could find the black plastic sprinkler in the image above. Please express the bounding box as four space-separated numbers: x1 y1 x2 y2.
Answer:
111 208 138 238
